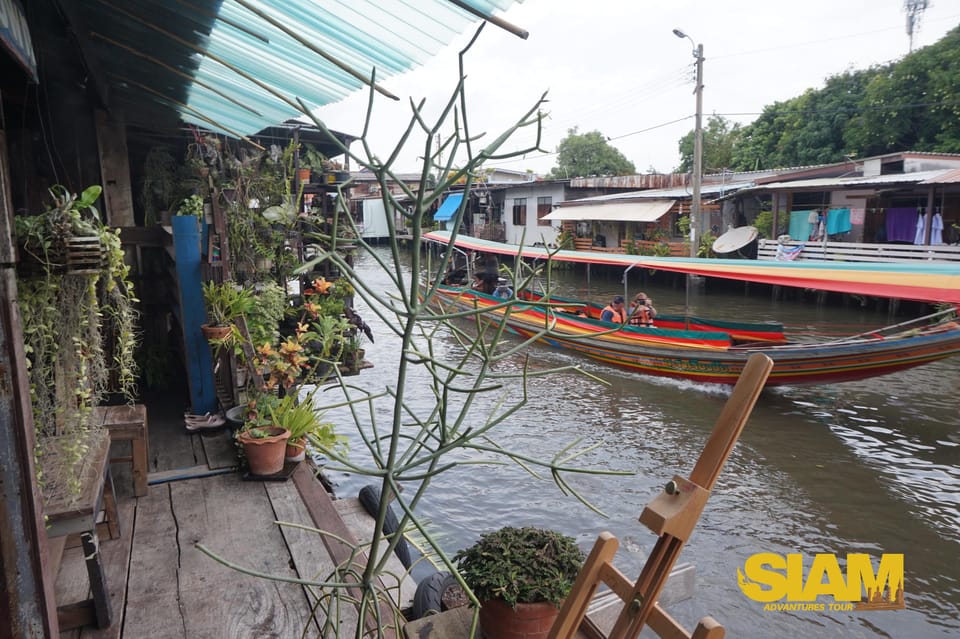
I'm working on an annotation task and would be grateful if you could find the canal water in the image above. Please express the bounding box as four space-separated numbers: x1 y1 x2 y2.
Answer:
318 247 959 638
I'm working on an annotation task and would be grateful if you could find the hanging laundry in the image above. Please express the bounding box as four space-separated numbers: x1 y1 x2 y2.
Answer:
826 208 851 235
932 212 945 245
789 210 815 242
885 207 918 242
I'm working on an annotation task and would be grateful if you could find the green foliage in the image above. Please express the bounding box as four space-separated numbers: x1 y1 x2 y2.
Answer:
299 143 327 171
651 241 671 257
176 194 205 218
725 26 960 170
753 209 774 239
697 231 717 258
201 281 256 327
548 127 636 179
15 185 140 494
141 147 178 225
454 527 584 607
246 281 288 348
676 115 743 173
555 229 575 250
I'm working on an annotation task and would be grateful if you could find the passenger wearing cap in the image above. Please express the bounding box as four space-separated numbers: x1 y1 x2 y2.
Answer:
600 295 627 323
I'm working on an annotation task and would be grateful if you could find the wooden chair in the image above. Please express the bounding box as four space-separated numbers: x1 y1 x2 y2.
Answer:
549 352 774 639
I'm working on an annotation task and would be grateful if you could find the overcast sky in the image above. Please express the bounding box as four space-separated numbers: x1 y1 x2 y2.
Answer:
315 0 959 177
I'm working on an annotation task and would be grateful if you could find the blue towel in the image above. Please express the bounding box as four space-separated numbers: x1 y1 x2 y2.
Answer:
826 208 851 235
789 210 815 241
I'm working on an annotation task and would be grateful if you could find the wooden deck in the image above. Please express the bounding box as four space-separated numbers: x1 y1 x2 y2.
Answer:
52 390 411 639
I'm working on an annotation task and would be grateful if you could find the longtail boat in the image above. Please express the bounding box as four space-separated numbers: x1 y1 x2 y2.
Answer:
424 232 960 386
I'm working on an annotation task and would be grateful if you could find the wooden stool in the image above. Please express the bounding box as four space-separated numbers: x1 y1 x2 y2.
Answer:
93 404 149 496
42 430 119 630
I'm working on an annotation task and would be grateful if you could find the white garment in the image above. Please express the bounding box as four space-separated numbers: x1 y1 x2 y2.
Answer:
932 213 944 245
914 214 926 245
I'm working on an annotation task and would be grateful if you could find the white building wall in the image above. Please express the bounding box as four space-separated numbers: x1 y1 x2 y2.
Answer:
503 183 565 247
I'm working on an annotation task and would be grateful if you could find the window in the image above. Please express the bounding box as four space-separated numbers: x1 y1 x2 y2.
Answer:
512 198 527 226
537 196 553 226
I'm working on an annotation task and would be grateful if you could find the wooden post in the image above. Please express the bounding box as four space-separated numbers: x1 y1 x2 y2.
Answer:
0 128 59 637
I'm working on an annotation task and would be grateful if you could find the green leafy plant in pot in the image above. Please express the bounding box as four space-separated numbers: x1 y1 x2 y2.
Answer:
265 393 340 462
201 280 255 341
454 526 584 639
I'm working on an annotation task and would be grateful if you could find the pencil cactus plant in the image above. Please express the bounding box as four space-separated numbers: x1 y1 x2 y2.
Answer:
196 25 629 638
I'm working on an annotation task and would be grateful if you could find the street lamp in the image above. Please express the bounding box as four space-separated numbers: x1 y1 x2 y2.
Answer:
673 28 704 258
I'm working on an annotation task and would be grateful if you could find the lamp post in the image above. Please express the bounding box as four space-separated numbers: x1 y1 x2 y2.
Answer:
673 29 704 258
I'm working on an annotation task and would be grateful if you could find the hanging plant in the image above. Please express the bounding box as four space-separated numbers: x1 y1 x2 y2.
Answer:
15 185 141 496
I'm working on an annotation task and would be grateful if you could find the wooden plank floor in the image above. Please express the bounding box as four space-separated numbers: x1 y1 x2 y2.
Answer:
54 390 408 639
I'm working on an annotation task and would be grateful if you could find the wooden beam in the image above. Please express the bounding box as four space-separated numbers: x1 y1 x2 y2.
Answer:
291 464 399 639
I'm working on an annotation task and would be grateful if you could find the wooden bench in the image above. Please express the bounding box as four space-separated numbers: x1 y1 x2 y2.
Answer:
42 430 120 630
93 403 149 496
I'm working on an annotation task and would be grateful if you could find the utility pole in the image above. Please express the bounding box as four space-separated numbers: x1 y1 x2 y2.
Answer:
674 30 704 258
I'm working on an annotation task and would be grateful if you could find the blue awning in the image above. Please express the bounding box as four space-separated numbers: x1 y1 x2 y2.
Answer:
434 193 464 222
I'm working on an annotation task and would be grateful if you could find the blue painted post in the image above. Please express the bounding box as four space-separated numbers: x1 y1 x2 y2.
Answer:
172 216 217 414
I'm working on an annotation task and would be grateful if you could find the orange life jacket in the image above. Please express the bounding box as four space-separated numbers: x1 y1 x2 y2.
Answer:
629 305 653 327
602 304 626 324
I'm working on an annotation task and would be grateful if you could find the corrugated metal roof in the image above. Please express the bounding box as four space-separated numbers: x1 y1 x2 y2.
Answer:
566 181 755 202
922 168 960 184
747 169 952 191
187 0 525 137
55 0 525 139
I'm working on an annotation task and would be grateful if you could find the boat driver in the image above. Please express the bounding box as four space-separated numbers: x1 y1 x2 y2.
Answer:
600 295 627 323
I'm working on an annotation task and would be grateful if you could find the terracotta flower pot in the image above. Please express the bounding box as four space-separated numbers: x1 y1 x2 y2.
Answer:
201 323 232 340
478 598 560 639
285 436 306 462
239 427 290 475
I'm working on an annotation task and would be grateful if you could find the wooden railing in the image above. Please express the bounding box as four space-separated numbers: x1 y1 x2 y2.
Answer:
757 238 960 263
571 237 688 257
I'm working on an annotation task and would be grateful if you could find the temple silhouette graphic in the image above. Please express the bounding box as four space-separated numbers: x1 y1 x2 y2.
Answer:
856 579 905 610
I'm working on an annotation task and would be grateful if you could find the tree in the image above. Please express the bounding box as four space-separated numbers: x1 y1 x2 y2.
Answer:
548 128 635 178
727 25 960 170
676 115 743 173
845 26 960 156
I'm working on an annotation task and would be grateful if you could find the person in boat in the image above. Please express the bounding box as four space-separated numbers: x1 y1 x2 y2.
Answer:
471 271 498 295
628 293 657 327
600 295 627 323
492 277 513 299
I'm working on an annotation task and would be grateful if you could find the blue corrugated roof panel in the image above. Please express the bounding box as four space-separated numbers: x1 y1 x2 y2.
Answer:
184 0 524 137
434 193 464 221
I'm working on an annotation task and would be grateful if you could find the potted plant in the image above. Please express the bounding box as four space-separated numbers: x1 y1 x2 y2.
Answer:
236 421 290 476
454 526 584 639
201 280 255 340
264 393 337 462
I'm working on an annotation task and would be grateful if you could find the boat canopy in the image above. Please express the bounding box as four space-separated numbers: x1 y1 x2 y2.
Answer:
424 230 960 304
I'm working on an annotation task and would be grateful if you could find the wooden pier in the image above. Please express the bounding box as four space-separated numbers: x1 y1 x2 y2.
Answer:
52 391 411 639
